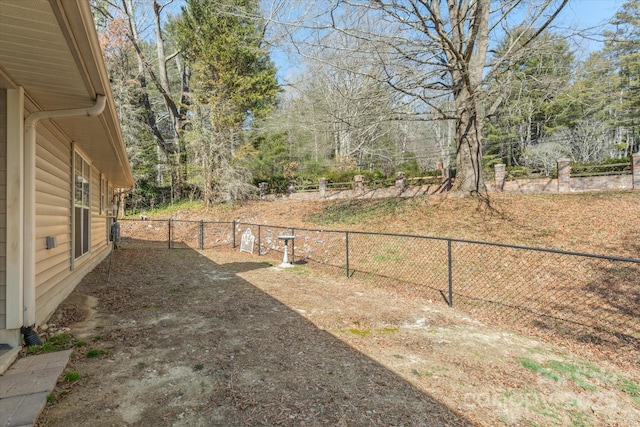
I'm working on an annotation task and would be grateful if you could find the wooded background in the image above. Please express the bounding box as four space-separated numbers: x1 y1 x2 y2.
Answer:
91 0 640 206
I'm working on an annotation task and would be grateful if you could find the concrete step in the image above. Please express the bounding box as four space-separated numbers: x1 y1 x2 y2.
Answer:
0 345 21 376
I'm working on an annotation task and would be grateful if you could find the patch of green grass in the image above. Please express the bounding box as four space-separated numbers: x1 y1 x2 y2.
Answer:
64 370 80 383
502 390 514 399
519 357 640 402
334 327 398 336
308 198 408 225
567 401 590 427
49 333 75 346
85 349 101 358
373 248 405 263
519 358 560 381
545 360 597 392
26 333 86 355
503 387 563 424
412 369 432 377
526 393 590 426
617 378 640 405
46 393 56 403
291 266 310 275
193 363 204 371
344 328 371 337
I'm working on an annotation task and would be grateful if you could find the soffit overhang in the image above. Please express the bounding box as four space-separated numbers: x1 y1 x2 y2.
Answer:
0 0 133 188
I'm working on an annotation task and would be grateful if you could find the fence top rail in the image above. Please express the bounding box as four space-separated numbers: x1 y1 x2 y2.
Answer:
236 221 640 264
121 218 231 225
120 218 640 264
120 218 169 223
571 162 631 169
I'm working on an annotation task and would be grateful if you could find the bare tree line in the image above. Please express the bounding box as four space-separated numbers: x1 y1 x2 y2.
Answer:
93 0 639 204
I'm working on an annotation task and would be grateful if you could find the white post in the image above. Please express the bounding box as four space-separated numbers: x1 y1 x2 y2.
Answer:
282 240 289 264
5 88 24 339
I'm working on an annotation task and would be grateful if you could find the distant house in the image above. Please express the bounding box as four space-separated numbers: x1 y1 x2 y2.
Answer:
0 1 133 354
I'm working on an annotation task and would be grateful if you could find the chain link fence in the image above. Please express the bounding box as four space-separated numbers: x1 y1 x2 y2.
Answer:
116 219 640 349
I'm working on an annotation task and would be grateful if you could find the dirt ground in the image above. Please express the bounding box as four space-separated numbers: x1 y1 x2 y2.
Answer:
37 243 640 426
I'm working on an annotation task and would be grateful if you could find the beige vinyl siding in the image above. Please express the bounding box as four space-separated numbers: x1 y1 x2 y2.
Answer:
33 125 111 324
0 90 7 329
34 125 72 320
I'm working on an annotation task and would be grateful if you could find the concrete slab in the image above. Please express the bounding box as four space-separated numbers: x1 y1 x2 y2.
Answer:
0 350 72 427
0 392 49 427
0 347 21 375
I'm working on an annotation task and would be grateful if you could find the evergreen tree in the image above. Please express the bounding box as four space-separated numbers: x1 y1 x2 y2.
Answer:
604 0 640 154
174 0 280 203
484 29 575 166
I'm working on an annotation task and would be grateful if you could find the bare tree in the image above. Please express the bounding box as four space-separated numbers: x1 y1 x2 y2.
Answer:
563 121 611 163
522 139 570 176
270 0 569 195
299 56 397 163
97 0 189 199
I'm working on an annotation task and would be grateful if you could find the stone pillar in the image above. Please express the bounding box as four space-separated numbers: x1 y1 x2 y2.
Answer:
632 153 640 190
494 164 506 192
557 159 571 193
395 171 406 195
436 161 443 179
319 177 328 198
258 182 268 198
354 175 364 194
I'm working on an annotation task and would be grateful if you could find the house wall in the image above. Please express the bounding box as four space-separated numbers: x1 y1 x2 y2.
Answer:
34 123 112 325
0 90 6 329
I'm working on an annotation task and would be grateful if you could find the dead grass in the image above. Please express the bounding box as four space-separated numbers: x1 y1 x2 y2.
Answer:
35 190 640 426
139 190 640 369
156 191 640 258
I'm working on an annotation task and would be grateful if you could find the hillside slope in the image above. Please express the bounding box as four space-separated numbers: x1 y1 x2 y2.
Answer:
140 191 640 258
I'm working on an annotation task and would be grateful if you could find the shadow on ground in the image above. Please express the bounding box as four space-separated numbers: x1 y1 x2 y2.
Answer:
38 241 473 426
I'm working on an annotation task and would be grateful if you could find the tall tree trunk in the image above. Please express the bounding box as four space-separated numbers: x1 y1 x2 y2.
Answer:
447 0 489 195
453 97 485 195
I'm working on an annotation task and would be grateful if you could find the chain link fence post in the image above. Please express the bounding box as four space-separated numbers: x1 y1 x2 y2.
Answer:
257 224 261 256
448 239 453 307
345 231 350 278
199 220 204 250
232 220 236 248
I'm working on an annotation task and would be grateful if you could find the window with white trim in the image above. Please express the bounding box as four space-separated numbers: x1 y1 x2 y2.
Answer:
108 184 114 215
74 152 90 259
100 174 106 214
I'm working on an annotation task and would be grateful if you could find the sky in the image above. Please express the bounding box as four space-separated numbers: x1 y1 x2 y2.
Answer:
553 0 628 60
567 0 625 25
152 0 632 82
562 0 626 50
272 0 630 83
